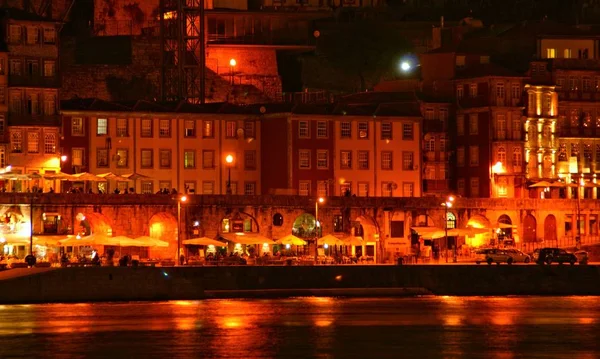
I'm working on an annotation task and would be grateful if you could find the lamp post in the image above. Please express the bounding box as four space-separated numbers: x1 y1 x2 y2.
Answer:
315 197 324 261
225 154 234 194
576 177 584 249
229 58 237 85
442 195 455 263
177 195 187 265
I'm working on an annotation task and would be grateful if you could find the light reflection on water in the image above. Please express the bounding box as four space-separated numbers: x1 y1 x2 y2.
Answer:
0 297 598 358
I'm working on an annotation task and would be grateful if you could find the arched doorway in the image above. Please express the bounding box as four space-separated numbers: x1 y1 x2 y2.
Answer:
148 212 178 259
497 214 512 239
355 215 380 262
523 214 537 243
543 215 557 242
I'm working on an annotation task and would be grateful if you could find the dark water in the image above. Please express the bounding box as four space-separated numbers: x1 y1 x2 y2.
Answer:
0 297 598 359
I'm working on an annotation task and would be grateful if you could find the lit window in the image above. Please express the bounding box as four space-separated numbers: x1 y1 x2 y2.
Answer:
402 123 413 140
358 182 369 197
159 149 171 168
141 149 153 168
116 149 128 168
497 146 506 164
159 119 171 137
340 151 352 169
564 48 572 58
72 148 84 167
317 121 328 138
358 122 368 139
316 150 328 169
340 122 351 138
44 133 56 154
28 132 39 153
546 48 556 59
203 120 214 138
513 148 522 167
141 119 152 137
116 118 128 137
358 151 369 170
97 148 108 167
10 131 22 153
299 149 310 169
97 118 108 135
381 151 392 170
381 122 392 140
184 120 195 137
184 150 195 168
72 118 84 136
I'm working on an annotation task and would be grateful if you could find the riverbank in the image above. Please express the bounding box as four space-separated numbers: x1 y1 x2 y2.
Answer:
1 265 600 303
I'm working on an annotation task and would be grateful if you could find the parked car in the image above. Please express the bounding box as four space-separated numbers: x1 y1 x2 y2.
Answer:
535 248 577 265
504 249 531 263
475 248 514 265
574 250 589 265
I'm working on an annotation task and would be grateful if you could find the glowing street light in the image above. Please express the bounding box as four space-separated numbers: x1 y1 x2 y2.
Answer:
442 195 455 263
315 197 325 261
400 61 412 72
177 195 187 265
226 154 234 194
60 155 68 162
229 59 237 85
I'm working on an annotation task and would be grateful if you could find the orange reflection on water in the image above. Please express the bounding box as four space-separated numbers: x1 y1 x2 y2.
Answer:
491 312 515 326
314 319 333 327
443 315 463 326
579 317 595 325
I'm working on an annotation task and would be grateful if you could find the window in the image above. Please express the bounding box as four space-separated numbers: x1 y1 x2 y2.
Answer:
71 118 84 136
469 114 478 135
513 118 522 140
27 94 39 115
402 183 414 197
390 220 404 237
512 84 521 99
381 151 392 170
340 182 352 196
159 119 171 137
243 120 255 139
470 177 480 197
583 77 592 91
317 181 328 197
569 77 579 91
513 148 522 167
439 109 448 125
440 137 446 151
141 149 153 168
381 122 392 140
26 60 39 76
299 149 310 169
497 114 507 139
44 94 56 115
425 138 435 152
184 120 195 137
141 181 153 194
298 121 309 138
159 149 171 168
469 146 479 166
457 115 464 136
244 150 256 170
97 148 108 167
340 151 352 169
333 215 344 232
457 147 465 167
44 133 56 154
203 120 214 138
299 181 310 196
27 132 39 153
184 181 196 194
358 122 368 139
469 83 478 97
382 182 393 197
317 121 327 138
546 48 556 58
402 123 413 140
496 83 505 98
446 213 457 229
402 152 414 170
456 56 465 67
141 119 152 137
457 179 465 196
97 118 108 135
340 122 351 138
116 118 128 137
456 86 464 99
72 148 84 167
564 48 572 58
0 117 4 135
497 146 506 164
480 55 490 64
0 147 4 168
202 150 214 169
10 132 22 153
0 59 4 75
358 151 369 170
425 108 434 120
43 28 56 44
316 150 328 169
9 59 21 75
244 182 256 195
184 150 195 168
116 149 128 168
0 87 4 105
43 60 55 77
9 25 21 43
226 121 237 138
358 182 369 197
229 182 238 195
202 181 214 195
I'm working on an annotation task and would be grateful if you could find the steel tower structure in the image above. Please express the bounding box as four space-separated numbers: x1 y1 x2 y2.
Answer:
159 0 206 103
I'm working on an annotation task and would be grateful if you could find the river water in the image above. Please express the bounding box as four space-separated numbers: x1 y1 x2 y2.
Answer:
0 296 598 358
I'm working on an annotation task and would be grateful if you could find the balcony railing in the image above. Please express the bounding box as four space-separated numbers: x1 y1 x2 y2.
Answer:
558 127 600 137
9 74 60 88
8 114 61 126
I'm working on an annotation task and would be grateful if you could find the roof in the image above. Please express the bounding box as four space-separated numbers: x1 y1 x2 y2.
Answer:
454 63 524 79
1 7 57 22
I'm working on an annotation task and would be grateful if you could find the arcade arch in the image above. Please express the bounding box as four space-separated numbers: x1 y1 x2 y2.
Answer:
544 214 557 242
523 214 537 242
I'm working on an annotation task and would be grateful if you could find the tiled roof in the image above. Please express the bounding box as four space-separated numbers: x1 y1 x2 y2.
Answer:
1 7 57 22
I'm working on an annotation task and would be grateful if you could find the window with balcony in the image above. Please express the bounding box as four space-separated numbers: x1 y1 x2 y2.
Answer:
469 83 478 97
457 115 464 136
358 151 369 169
340 151 352 169
97 148 108 167
316 150 328 169
469 146 479 166
72 118 84 136
381 151 392 170
43 93 55 115
27 132 39 153
244 150 256 170
402 152 414 170
159 149 171 168
203 120 213 138
402 123 413 140
141 149 153 168
244 120 255 139
184 120 195 137
141 119 152 137
44 133 56 154
43 60 55 77
583 77 592 91
116 149 128 168
513 148 522 168
226 121 236 138
9 25 21 43
569 77 579 91
497 114 506 139
159 119 170 137
469 114 478 135
298 181 310 196
340 122 351 138
9 131 21 153
317 121 327 138
358 122 368 139
497 146 506 164
72 148 84 167
26 60 39 76
184 150 195 168
497 177 508 197
43 28 56 44
27 94 39 115
299 149 310 169
97 118 108 135
457 86 464 99
381 122 392 140
116 118 128 137
9 60 21 75
512 118 521 140
496 83 505 98
298 121 309 138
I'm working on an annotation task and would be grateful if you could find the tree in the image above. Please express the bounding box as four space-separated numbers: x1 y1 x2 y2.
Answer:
302 19 412 93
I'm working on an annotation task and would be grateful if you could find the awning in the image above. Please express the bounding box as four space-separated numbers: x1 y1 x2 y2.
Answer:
220 233 274 245
275 234 307 246
411 227 444 235
318 234 343 246
341 235 363 246
183 237 227 246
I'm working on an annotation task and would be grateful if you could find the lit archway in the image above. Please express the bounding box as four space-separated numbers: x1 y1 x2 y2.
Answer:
467 214 491 229
78 212 113 236
498 214 512 238
148 212 177 258
544 214 557 242
355 215 380 260
523 214 537 243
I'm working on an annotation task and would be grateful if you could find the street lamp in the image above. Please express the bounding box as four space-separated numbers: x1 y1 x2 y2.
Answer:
315 197 325 261
225 154 234 194
177 195 187 265
576 177 585 249
229 58 237 85
442 195 455 263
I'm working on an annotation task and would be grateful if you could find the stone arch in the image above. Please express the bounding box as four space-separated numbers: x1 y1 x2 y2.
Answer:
523 214 537 243
78 212 113 236
497 214 513 238
543 214 557 242
466 214 491 229
219 211 261 235
148 211 178 259
292 213 317 239
446 212 457 229
414 214 435 227
355 215 381 261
